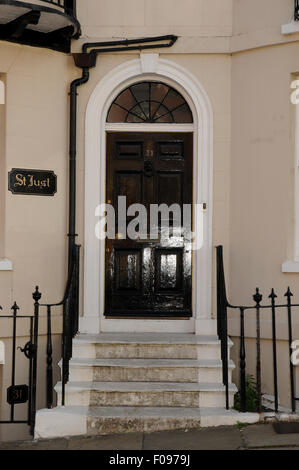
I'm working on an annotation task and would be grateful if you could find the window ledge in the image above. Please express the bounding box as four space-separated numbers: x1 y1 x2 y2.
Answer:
0 341 4 364
281 21 299 35
282 261 299 273
0 259 13 271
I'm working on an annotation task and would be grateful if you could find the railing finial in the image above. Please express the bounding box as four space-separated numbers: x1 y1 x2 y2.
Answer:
32 286 41 303
253 288 263 305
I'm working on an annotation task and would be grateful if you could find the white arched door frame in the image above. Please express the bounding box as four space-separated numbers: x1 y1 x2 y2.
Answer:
82 54 214 335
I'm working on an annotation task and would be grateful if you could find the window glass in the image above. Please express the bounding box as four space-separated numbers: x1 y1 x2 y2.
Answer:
107 82 193 123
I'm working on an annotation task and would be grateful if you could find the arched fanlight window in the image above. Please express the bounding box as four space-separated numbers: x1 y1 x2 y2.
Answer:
107 82 193 123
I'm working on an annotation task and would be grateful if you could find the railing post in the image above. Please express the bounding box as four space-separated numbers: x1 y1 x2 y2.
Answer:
61 302 67 406
269 289 279 413
46 305 53 409
30 286 41 435
240 307 246 412
216 246 229 410
295 0 299 21
253 288 262 413
27 316 34 426
10 302 19 422
285 287 296 413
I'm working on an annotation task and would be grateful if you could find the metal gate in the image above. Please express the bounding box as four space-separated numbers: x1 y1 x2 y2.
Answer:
217 245 299 414
0 287 40 435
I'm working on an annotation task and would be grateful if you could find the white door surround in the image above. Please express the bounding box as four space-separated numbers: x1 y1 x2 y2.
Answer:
81 54 214 335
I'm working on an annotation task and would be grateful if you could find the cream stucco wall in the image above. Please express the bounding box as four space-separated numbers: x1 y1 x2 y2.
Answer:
229 42 299 314
0 43 76 311
77 0 233 40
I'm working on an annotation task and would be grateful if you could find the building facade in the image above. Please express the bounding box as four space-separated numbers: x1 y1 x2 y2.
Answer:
0 0 299 440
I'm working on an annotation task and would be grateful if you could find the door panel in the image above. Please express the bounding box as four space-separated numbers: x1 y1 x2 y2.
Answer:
115 249 142 292
105 132 193 318
155 249 183 292
115 141 143 160
157 141 184 161
115 172 143 206
157 171 183 206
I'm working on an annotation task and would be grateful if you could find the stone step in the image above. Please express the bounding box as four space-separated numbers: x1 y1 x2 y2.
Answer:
35 333 238 440
35 406 203 438
72 334 228 360
35 405 256 439
88 406 201 435
66 358 234 383
55 381 237 408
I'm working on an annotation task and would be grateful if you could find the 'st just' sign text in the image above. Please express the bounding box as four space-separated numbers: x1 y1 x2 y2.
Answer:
8 169 57 196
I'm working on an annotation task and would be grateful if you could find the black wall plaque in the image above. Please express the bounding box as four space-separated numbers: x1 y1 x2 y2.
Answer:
8 169 57 196
7 385 29 405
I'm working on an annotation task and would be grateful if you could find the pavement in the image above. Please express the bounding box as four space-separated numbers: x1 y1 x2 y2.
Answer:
1 424 299 450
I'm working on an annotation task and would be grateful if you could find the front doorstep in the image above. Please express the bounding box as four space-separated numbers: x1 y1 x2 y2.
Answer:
34 406 299 440
104 312 192 318
79 317 217 335
34 332 234 439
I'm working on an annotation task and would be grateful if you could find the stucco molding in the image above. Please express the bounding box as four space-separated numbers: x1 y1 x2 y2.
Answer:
0 258 13 271
140 53 159 73
281 21 299 36
0 341 4 364
282 261 299 273
83 55 214 334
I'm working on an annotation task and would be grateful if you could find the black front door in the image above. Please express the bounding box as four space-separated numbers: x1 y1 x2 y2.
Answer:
105 132 193 318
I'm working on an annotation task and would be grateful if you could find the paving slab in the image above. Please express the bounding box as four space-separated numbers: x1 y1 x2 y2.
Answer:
250 447 299 450
0 438 69 450
3 423 299 450
143 426 243 450
67 433 143 450
243 424 299 449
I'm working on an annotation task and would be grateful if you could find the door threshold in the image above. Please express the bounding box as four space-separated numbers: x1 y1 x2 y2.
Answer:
104 313 192 320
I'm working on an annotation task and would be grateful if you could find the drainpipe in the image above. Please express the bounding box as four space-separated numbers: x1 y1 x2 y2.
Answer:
67 35 178 277
68 68 89 274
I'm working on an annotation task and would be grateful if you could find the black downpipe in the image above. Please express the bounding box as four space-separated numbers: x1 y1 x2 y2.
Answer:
82 35 178 53
67 35 178 277
68 68 89 275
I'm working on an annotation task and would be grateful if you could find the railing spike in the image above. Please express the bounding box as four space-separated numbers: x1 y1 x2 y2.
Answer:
11 302 19 313
285 287 294 298
269 288 277 300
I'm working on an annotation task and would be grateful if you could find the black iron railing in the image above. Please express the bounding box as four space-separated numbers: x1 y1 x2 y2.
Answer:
0 287 41 435
0 245 79 435
40 0 77 16
295 0 299 21
217 245 299 413
40 243 80 408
